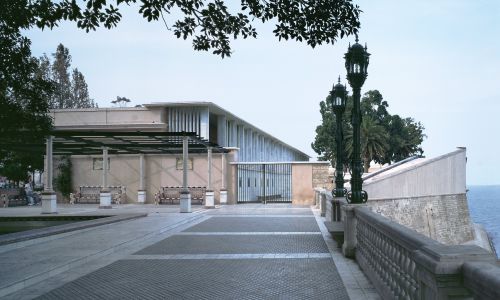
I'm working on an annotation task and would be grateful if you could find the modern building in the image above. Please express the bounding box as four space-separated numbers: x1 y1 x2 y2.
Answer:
46 102 329 209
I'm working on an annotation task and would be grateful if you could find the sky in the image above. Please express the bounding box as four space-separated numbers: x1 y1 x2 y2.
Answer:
24 1 500 185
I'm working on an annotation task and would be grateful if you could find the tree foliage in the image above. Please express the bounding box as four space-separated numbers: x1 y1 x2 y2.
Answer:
312 90 426 171
0 25 53 178
112 96 131 107
1 0 361 58
51 43 72 108
45 43 97 109
54 156 72 200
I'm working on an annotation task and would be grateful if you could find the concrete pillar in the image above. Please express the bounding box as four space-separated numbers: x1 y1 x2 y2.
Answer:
342 204 366 258
42 135 57 214
138 154 146 203
99 147 111 208
205 147 215 208
220 152 227 204
180 136 191 213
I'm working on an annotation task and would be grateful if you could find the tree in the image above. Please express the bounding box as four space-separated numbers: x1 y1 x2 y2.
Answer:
70 68 95 108
111 96 131 107
312 90 425 171
51 43 72 109
345 116 389 172
54 156 72 200
2 0 361 58
382 115 425 163
0 25 53 180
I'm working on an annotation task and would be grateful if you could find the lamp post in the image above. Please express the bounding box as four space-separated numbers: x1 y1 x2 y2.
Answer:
331 76 348 197
344 36 370 204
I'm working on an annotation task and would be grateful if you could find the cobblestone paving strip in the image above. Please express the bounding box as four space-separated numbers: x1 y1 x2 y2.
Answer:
184 216 320 232
135 234 329 255
36 258 349 300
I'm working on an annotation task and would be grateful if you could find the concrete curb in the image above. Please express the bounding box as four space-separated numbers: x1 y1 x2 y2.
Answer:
0 213 147 246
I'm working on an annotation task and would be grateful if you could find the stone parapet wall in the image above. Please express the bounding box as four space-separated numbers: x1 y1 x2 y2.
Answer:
366 193 473 245
312 164 331 190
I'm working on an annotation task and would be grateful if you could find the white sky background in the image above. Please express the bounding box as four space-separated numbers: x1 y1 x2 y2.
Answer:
25 1 500 185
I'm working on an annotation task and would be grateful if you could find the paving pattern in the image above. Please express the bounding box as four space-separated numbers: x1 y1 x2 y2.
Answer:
135 234 329 254
36 205 351 299
205 208 313 215
37 259 347 300
183 216 320 232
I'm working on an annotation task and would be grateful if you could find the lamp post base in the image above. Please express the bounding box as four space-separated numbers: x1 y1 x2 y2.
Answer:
205 190 215 208
41 192 57 214
220 190 227 204
99 191 112 209
137 190 146 204
180 191 191 213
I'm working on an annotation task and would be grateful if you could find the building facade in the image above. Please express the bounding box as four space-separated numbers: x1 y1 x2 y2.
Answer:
49 102 327 205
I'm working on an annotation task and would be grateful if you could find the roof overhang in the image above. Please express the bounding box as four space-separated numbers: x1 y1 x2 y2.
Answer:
1 131 229 155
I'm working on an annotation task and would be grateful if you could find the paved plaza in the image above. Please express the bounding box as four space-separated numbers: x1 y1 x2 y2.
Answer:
0 204 379 299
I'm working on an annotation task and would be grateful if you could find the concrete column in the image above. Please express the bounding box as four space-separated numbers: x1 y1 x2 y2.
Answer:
180 136 191 213
205 147 214 208
42 135 57 214
342 204 366 258
220 152 227 204
99 147 111 208
137 154 146 203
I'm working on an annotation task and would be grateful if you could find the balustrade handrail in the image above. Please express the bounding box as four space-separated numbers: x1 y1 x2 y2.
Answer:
355 206 440 251
315 188 500 299
463 261 500 300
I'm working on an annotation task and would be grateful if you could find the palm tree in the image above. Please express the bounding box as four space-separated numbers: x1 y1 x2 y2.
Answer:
345 115 389 173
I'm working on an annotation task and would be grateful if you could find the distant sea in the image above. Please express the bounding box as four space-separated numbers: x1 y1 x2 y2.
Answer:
467 185 500 258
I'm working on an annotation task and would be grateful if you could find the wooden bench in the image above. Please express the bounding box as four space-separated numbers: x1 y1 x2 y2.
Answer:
154 186 206 205
71 186 125 204
324 221 344 248
0 188 27 207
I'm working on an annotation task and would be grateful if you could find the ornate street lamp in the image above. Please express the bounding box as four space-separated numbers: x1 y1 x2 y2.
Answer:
330 76 348 197
344 36 370 203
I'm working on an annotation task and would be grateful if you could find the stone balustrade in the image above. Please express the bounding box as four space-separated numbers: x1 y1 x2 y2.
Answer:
314 189 500 300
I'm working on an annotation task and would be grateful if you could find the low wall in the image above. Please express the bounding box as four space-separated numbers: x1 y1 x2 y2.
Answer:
361 148 474 245
367 194 473 245
316 189 500 300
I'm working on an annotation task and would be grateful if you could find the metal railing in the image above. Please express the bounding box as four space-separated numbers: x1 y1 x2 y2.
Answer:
236 163 292 203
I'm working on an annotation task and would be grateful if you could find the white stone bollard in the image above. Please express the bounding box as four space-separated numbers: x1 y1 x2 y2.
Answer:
99 191 112 209
205 190 215 208
137 190 146 203
220 190 227 204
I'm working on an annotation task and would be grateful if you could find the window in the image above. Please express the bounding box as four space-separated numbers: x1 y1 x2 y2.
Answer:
93 158 110 170
176 158 193 170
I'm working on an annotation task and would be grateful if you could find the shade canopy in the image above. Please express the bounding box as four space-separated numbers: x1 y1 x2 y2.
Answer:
2 131 229 155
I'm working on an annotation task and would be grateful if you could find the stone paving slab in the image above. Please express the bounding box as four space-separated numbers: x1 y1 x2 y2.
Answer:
36 258 349 300
183 216 320 232
135 234 329 255
0 213 206 298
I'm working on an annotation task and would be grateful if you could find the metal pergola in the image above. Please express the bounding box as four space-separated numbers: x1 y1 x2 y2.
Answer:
2 131 229 155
